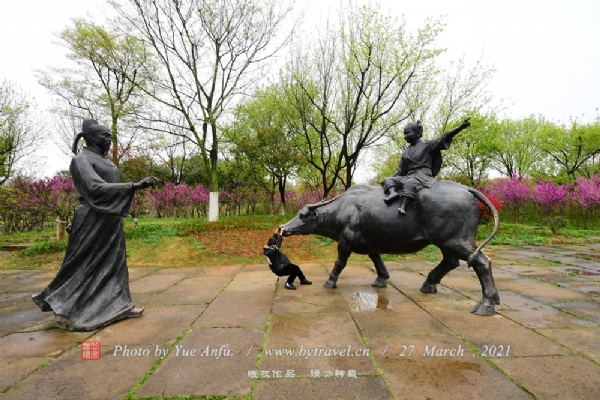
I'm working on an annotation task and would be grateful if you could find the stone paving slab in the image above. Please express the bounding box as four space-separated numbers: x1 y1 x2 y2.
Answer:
193 290 273 327
147 275 233 305
252 376 394 400
128 271 190 294
0 302 53 337
496 291 598 328
397 260 437 271
338 286 451 337
260 312 378 375
367 336 531 400
225 270 278 291
0 244 599 399
91 305 206 346
536 326 600 363
202 264 243 276
0 292 32 308
0 274 55 294
547 300 600 323
0 329 91 358
128 268 158 281
0 356 49 392
493 355 600 400
421 300 574 357
1 345 157 400
136 327 263 397
495 278 593 302
552 265 600 276
271 283 348 315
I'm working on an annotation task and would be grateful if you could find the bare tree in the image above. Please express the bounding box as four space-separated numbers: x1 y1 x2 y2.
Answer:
148 125 200 184
37 18 151 166
373 55 498 183
282 3 443 195
109 0 294 221
0 81 40 185
429 56 497 134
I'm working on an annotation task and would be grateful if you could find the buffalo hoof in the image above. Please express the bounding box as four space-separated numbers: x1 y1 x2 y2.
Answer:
471 299 496 316
419 281 437 294
371 277 387 288
323 280 337 289
491 293 501 305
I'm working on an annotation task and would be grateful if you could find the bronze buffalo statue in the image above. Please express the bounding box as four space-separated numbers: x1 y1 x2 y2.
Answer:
281 182 500 315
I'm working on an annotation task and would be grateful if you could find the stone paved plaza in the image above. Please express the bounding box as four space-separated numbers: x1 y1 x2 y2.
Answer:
1 244 599 399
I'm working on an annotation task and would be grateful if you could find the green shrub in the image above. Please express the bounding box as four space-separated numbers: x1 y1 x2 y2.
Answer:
24 240 68 255
544 216 568 234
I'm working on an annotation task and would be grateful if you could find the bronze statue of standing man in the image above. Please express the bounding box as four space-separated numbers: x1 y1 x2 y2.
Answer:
382 118 471 214
33 119 156 331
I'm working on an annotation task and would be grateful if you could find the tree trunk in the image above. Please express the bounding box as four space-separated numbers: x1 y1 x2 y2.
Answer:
209 192 219 222
55 218 67 240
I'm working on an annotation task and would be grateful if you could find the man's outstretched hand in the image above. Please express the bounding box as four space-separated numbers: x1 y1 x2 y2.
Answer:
133 176 158 190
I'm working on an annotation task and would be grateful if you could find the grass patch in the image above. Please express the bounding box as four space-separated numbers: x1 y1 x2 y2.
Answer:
125 224 178 243
313 235 334 247
381 254 398 261
23 240 68 255
0 228 56 245
178 215 291 235
2 216 600 270
417 245 441 262
476 222 600 246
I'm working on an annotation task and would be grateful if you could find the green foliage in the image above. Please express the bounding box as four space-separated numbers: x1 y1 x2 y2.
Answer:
489 115 544 178
24 240 68 255
417 245 441 262
125 224 178 243
0 80 39 184
189 238 206 250
443 112 499 185
225 85 306 214
477 223 544 246
37 18 152 167
381 254 398 261
544 216 569 235
281 3 445 195
531 118 600 180
178 215 292 235
313 235 334 247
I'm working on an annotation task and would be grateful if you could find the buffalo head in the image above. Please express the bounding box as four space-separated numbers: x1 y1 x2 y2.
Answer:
281 206 319 236
281 196 339 236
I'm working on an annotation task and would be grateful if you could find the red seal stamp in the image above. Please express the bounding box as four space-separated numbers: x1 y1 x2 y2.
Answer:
81 341 101 360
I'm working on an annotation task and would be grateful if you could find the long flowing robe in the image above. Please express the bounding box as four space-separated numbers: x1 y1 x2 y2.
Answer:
33 147 136 331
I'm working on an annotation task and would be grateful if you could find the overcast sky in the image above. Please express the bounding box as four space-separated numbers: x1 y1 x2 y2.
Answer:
1 0 599 178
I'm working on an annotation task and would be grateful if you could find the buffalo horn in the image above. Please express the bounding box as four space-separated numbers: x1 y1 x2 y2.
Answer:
306 195 340 210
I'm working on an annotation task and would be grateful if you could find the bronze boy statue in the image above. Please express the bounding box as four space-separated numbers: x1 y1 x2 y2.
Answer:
382 118 471 214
